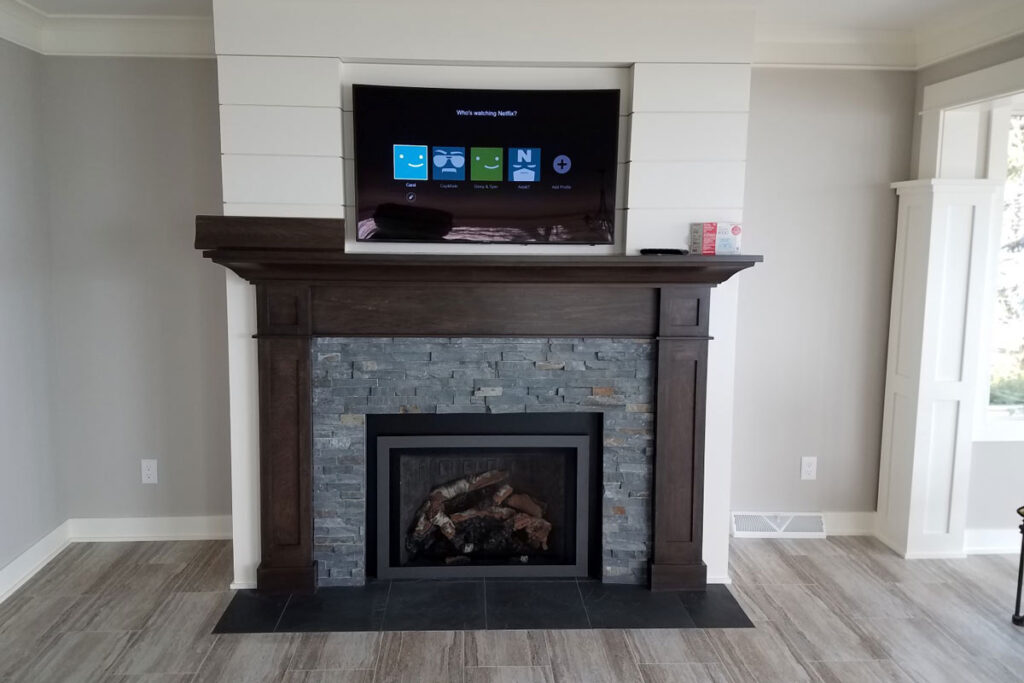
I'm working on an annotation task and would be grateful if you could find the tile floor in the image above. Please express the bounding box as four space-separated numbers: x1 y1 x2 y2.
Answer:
0 536 1021 682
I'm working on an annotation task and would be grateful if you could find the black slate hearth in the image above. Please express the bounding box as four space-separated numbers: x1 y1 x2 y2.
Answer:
212 580 753 633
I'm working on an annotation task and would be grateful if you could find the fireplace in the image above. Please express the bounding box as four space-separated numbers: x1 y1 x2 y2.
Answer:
366 413 601 580
195 215 761 592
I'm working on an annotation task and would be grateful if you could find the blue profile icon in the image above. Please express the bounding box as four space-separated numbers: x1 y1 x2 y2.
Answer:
509 148 541 182
432 146 466 180
393 144 428 180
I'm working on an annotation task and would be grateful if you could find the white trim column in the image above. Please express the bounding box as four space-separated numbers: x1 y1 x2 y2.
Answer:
876 179 1001 557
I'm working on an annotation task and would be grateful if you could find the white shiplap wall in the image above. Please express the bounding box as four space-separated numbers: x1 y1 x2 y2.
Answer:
216 55 752 588
218 56 345 219
625 63 750 252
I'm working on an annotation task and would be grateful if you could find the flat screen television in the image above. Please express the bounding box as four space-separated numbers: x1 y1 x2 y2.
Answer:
352 84 620 244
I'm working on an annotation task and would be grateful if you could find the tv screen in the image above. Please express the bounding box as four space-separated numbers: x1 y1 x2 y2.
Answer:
352 85 620 244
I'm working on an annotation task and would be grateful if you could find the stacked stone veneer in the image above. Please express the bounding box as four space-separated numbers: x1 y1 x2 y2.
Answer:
311 337 655 586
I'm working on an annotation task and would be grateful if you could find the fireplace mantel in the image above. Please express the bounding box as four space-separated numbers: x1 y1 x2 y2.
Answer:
195 215 761 592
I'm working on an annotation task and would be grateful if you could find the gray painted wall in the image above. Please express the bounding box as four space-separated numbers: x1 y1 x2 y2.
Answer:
0 40 64 570
732 68 915 513
42 58 230 519
968 442 1024 529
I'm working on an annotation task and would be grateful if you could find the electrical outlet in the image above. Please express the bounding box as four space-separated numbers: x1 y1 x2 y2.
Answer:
141 459 158 484
801 456 817 481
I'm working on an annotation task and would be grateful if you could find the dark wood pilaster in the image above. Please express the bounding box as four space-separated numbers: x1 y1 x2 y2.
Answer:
650 286 710 590
255 285 315 592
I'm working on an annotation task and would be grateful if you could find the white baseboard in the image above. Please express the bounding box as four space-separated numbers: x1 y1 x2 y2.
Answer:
67 515 232 542
0 521 72 604
707 574 732 585
964 527 1022 555
0 515 232 605
823 511 877 536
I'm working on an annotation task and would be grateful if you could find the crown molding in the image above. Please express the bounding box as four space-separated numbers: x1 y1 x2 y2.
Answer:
0 0 212 57
754 25 916 70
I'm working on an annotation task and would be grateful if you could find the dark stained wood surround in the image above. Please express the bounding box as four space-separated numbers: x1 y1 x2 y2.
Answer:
196 215 761 592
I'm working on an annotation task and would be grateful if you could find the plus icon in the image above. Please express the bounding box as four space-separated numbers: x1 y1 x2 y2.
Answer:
553 154 572 174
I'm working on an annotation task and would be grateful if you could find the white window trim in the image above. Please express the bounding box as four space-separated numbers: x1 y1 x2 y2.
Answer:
973 106 1024 443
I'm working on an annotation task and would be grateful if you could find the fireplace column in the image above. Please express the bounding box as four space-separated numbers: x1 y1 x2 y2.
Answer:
255 284 316 592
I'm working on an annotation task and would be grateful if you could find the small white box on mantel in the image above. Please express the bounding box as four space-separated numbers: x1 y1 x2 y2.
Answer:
689 222 742 255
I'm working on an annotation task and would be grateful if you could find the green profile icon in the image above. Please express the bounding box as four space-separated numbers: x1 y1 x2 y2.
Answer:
470 147 504 181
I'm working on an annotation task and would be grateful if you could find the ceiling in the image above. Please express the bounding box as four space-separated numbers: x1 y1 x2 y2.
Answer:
752 0 1016 32
15 0 1015 31
5 0 1024 65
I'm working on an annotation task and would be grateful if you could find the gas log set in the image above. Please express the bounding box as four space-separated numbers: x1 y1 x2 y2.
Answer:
406 469 554 565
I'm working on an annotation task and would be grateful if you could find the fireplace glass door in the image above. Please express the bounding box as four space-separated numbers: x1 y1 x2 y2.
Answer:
377 435 589 579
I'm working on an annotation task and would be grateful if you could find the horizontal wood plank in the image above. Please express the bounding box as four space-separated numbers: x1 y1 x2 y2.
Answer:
311 285 659 337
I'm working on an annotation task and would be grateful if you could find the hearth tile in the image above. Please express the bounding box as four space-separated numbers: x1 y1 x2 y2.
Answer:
382 580 485 631
277 584 390 633
676 585 754 629
579 583 695 629
212 590 290 634
484 581 589 630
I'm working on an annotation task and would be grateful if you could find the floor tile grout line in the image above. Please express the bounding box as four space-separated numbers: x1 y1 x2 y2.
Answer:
272 593 293 633
189 632 220 683
574 577 593 629
482 579 488 630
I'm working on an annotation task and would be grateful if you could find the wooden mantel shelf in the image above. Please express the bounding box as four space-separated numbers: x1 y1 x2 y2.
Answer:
195 214 762 593
195 215 762 284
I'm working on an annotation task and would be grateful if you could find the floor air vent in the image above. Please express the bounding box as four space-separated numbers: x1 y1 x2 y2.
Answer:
732 512 826 538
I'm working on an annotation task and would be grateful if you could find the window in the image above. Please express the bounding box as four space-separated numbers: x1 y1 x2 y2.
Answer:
987 113 1024 421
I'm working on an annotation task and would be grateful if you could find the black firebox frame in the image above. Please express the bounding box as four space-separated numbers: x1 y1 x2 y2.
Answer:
365 412 603 580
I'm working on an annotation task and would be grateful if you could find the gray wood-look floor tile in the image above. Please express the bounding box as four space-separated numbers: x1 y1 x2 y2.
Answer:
706 622 816 682
170 542 233 593
110 591 233 675
624 629 720 664
193 633 298 682
63 563 184 633
13 630 135 683
465 630 551 667
0 594 81 677
939 553 1021 613
465 665 555 683
374 631 463 683
19 543 141 598
759 583 887 662
828 537 951 585
810 660 915 683
792 553 920 619
855 616 1019 683
4 538 1022 683
894 578 1024 673
285 632 381 671
637 662 734 683
723 583 774 623
99 675 197 682
281 671 375 683
728 539 808 586
546 629 643 683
